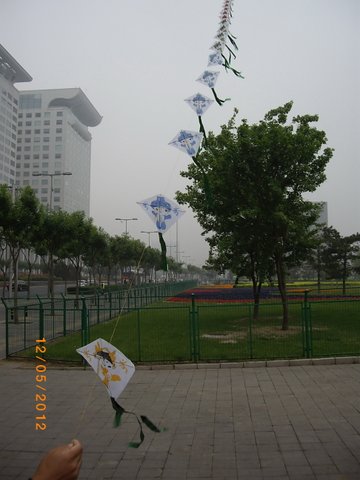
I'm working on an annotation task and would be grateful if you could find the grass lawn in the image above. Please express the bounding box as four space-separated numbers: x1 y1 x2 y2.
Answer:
34 296 360 364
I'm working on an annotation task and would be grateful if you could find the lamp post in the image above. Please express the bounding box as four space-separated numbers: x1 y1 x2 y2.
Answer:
32 171 72 211
167 245 177 259
140 230 157 247
115 217 138 235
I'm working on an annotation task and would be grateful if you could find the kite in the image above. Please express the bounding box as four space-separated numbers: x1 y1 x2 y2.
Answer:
168 0 243 209
137 194 185 271
169 130 213 207
196 70 230 106
184 93 214 140
211 44 243 78
169 130 204 157
77 338 162 448
206 0 244 78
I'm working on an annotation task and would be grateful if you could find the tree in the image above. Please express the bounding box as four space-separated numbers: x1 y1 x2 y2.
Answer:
33 209 72 298
141 247 162 282
176 102 333 329
321 227 360 294
58 211 94 297
206 232 274 320
0 186 42 320
82 226 108 284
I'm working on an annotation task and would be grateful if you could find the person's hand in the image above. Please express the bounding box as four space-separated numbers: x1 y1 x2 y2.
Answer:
32 439 83 480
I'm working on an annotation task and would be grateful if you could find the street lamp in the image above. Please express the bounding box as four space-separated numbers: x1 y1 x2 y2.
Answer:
167 245 177 258
32 171 72 211
140 230 158 247
115 217 138 235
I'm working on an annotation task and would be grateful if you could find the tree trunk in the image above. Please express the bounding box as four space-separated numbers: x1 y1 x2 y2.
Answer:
316 247 321 292
251 279 262 321
342 256 347 295
48 253 54 299
11 250 20 323
26 267 32 300
275 255 289 330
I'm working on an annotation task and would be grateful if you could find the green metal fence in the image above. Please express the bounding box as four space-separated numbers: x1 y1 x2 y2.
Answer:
2 281 197 358
3 286 360 363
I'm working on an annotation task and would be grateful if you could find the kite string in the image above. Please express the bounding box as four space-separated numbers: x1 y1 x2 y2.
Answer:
73 244 148 438
109 243 147 344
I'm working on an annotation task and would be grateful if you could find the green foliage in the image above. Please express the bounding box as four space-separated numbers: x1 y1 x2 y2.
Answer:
321 227 360 292
176 102 333 328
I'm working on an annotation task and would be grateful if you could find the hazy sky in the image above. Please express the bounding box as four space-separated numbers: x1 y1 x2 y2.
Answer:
2 0 359 266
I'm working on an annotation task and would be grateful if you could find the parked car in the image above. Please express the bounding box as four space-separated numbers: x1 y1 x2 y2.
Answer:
6 280 29 291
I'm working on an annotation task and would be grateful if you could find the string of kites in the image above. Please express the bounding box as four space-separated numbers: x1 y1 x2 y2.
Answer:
137 0 243 273
77 1 244 451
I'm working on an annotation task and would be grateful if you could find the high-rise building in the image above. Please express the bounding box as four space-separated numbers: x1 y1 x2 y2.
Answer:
16 88 102 215
0 44 32 186
317 201 328 227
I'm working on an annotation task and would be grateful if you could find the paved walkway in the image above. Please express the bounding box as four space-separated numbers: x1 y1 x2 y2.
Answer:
1 360 360 479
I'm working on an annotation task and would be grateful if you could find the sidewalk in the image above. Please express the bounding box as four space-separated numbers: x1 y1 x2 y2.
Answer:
0 360 360 479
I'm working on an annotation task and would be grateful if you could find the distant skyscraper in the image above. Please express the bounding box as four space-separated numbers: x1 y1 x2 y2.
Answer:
16 88 102 215
316 201 328 227
0 44 32 186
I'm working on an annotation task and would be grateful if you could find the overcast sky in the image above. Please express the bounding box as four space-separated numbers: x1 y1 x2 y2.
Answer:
2 0 359 266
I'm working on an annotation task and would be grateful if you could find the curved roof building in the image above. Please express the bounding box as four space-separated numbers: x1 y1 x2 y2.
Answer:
17 88 102 215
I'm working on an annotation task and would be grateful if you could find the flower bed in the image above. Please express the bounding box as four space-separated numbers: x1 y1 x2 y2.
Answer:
168 286 360 303
168 286 275 303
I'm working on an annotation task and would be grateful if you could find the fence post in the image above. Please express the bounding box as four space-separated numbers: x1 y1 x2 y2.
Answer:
37 296 44 341
109 292 112 319
81 297 89 346
303 290 312 358
96 291 100 324
61 293 67 336
137 309 141 362
190 293 199 362
1 299 9 357
248 304 253 359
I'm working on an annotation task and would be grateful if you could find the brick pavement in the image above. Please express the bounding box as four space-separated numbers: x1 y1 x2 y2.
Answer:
0 360 360 479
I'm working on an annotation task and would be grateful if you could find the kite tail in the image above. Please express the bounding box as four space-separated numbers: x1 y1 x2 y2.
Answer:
225 44 237 60
198 116 207 144
222 56 244 78
158 232 168 271
111 396 125 427
110 397 163 448
211 88 231 106
192 156 213 209
228 34 239 50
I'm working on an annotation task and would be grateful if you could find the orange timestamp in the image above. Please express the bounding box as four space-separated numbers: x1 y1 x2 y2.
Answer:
35 338 47 431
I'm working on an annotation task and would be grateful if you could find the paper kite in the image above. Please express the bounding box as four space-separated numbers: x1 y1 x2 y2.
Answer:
77 338 162 448
169 131 213 208
208 51 223 67
196 70 230 106
168 130 203 158
137 194 184 271
184 93 214 139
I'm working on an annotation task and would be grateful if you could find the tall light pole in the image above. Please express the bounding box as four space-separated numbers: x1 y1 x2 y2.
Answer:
182 255 191 264
140 230 157 247
32 171 72 211
115 217 138 235
167 245 177 259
